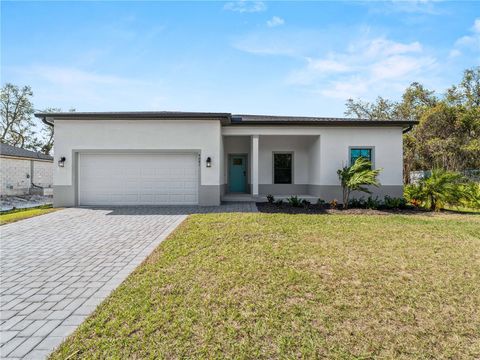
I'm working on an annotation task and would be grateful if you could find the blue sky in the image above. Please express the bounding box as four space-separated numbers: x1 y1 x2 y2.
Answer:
1 1 479 117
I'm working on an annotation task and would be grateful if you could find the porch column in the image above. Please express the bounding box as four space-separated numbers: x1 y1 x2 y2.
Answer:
251 135 259 196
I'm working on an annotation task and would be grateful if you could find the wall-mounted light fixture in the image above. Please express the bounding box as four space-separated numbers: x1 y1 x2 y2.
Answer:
58 156 66 167
206 157 212 168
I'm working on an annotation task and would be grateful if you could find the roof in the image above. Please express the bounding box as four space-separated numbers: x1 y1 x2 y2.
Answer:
0 143 53 161
231 114 416 126
35 111 417 127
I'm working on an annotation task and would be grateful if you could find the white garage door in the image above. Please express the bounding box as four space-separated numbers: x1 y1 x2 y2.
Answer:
79 153 199 206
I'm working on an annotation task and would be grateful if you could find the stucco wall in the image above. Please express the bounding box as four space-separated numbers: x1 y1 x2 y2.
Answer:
53 119 222 206
221 126 404 200
0 157 53 196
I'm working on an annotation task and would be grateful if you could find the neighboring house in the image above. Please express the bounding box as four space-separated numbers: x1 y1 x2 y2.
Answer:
35 112 416 207
0 143 53 196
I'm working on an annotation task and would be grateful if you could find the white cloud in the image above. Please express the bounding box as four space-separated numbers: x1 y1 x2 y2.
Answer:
452 18 480 53
473 18 480 33
7 65 166 111
449 49 462 58
286 36 436 99
267 16 285 28
223 1 266 13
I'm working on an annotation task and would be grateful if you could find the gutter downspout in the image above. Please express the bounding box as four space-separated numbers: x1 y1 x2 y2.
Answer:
402 125 414 134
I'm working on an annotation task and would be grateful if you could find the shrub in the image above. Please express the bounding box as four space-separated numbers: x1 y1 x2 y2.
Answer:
287 195 302 207
330 199 338 209
317 198 327 207
348 197 366 208
383 196 407 209
366 196 381 210
337 157 382 209
266 194 275 204
404 169 465 211
301 199 311 208
460 182 480 209
274 199 284 206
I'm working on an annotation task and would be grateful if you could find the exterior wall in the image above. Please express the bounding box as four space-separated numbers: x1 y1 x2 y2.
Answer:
0 157 53 196
53 119 222 206
32 160 53 188
222 126 404 201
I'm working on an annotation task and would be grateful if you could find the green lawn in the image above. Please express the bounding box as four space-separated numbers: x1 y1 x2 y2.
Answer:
0 205 58 225
51 213 480 359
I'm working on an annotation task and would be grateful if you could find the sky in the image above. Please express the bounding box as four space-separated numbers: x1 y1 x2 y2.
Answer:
1 1 479 117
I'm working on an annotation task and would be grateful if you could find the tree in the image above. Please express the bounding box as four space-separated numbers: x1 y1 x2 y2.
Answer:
344 67 480 180
0 83 39 149
404 169 465 211
337 157 382 209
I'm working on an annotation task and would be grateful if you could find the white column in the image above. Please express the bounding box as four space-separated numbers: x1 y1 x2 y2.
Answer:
251 135 259 196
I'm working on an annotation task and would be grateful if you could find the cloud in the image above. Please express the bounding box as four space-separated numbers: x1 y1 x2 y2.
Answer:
223 1 266 13
286 36 436 99
366 0 444 15
7 65 166 111
267 16 285 28
449 18 480 58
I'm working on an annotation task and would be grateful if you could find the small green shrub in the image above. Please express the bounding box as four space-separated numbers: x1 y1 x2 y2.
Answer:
383 196 407 209
266 194 275 204
460 182 480 209
317 198 327 207
348 197 366 208
301 199 311 208
274 199 284 206
366 196 381 210
404 169 465 211
287 196 302 207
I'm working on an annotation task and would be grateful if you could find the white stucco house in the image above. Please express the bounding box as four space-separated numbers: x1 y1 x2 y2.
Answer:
35 111 416 207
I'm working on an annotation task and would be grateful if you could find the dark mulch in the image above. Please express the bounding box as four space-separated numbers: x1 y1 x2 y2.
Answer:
256 202 428 215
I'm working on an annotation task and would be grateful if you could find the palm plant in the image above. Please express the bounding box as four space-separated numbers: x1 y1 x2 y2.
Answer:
337 157 382 209
404 169 465 211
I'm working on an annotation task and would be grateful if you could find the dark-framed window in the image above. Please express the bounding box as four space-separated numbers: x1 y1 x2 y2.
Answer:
350 148 372 166
274 153 293 184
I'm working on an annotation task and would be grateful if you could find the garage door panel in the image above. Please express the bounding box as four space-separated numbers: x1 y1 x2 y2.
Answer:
79 153 199 205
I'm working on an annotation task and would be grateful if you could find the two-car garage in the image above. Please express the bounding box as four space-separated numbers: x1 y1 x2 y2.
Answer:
78 153 199 206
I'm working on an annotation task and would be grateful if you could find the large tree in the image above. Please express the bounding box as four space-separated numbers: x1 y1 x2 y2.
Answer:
345 67 480 182
0 83 39 150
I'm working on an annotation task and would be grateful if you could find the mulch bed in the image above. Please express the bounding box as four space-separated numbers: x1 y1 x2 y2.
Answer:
256 202 428 215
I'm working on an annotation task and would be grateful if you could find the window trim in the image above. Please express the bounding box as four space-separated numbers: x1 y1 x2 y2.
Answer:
348 146 375 168
272 151 294 184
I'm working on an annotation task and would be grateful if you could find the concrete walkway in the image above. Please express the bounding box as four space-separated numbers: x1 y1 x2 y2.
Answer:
0 203 257 359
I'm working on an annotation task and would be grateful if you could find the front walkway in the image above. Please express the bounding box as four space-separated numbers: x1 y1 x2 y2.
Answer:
0 203 256 359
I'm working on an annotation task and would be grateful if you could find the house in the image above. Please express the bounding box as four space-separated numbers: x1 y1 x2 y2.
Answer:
0 143 53 196
34 111 416 207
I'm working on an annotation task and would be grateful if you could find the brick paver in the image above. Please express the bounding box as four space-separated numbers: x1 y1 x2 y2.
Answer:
0 203 256 359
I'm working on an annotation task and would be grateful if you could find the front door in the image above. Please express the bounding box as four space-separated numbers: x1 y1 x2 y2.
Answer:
228 155 247 193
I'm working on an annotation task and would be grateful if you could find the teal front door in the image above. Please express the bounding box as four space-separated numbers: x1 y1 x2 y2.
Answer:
228 155 247 193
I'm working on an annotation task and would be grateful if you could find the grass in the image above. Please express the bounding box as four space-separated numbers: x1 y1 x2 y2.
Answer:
51 213 480 359
0 205 58 225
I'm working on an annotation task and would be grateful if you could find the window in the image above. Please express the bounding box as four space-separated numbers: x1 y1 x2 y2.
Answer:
233 158 243 165
274 153 292 184
350 148 373 166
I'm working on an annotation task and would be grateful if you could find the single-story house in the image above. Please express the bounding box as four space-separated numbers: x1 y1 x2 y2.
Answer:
0 143 53 196
35 111 416 207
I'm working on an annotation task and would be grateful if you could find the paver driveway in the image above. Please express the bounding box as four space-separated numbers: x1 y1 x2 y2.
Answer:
0 203 256 359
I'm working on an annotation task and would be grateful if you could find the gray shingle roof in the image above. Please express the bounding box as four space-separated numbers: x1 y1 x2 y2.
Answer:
0 143 53 161
231 114 415 126
35 111 417 127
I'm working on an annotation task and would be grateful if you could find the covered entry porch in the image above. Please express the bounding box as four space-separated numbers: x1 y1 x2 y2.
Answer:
221 134 321 202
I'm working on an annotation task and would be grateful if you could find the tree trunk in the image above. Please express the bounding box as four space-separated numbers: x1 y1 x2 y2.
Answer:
343 188 349 209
